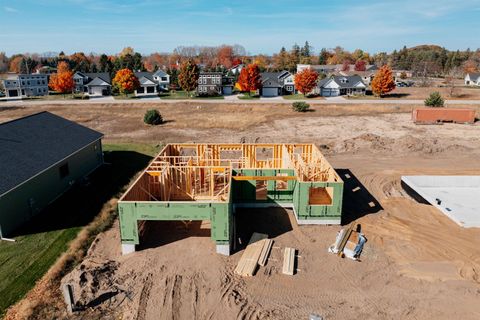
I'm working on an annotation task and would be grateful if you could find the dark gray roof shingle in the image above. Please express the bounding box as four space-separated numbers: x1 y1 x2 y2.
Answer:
0 112 103 196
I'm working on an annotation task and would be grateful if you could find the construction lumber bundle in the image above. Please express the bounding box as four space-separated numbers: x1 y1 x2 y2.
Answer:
258 239 273 266
234 233 268 276
282 247 296 276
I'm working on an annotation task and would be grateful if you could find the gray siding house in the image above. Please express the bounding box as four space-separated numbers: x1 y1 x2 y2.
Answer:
134 70 171 96
73 72 112 96
2 74 49 98
317 75 366 97
260 70 295 97
0 112 104 236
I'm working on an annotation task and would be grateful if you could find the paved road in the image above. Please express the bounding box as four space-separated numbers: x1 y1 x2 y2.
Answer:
1 95 479 107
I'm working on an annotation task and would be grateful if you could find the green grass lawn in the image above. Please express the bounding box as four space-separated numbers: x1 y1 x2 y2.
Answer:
159 90 224 100
0 143 158 316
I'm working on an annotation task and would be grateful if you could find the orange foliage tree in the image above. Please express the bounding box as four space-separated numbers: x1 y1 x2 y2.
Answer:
113 68 139 96
294 68 319 96
371 65 396 97
49 61 74 96
236 64 262 95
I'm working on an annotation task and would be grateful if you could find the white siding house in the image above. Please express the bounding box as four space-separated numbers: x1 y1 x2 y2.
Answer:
465 73 480 86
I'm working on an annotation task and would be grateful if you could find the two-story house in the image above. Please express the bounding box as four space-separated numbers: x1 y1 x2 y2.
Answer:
197 72 224 95
73 72 112 96
134 70 170 96
260 70 295 97
2 74 49 98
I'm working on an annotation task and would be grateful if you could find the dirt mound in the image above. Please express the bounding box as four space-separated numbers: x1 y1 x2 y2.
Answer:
332 133 472 155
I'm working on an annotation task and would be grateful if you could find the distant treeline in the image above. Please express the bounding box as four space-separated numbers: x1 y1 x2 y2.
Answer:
0 43 478 77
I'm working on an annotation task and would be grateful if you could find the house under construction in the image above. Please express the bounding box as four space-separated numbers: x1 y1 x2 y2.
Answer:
118 143 344 255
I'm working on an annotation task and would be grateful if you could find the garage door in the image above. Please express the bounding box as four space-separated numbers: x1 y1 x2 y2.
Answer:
8 89 19 97
91 87 103 95
322 89 339 97
262 87 278 97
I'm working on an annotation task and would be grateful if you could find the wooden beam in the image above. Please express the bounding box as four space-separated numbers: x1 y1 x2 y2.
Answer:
282 247 296 276
233 176 296 181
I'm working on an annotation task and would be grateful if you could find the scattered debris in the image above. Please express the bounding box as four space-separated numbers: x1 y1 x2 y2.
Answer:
329 224 367 261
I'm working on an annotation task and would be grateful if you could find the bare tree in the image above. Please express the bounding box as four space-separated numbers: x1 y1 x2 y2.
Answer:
444 67 462 98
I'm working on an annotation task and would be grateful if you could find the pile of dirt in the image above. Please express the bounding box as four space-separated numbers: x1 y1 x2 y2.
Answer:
332 133 472 155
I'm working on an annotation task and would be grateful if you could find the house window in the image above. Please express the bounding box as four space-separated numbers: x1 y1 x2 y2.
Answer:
309 187 334 205
59 163 70 179
161 77 167 81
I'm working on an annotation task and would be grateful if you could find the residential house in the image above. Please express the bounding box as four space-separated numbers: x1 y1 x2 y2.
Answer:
317 75 366 97
0 112 103 236
197 72 232 95
465 73 480 86
73 72 111 96
228 64 244 75
260 70 295 97
151 69 170 91
339 70 376 85
2 73 48 98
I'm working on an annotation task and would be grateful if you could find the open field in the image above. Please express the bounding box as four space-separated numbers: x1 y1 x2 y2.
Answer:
0 143 158 317
2 102 480 319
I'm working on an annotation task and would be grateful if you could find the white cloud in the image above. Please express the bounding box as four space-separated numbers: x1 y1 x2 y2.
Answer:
4 6 19 13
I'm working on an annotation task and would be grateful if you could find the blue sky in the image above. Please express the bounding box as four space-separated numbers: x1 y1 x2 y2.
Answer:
1 0 479 55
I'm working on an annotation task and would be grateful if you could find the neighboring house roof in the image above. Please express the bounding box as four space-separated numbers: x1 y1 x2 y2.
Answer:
339 70 376 77
261 71 292 87
319 75 366 89
134 72 155 84
86 77 110 87
153 69 168 78
74 72 111 85
0 112 103 196
467 73 480 81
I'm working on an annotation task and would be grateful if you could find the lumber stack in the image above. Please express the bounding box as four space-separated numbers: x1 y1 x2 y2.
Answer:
234 233 268 276
282 247 296 276
258 239 273 267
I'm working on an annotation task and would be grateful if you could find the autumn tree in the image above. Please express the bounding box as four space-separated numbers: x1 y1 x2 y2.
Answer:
371 65 396 97
294 68 319 96
178 59 199 97
341 60 350 72
236 63 262 96
49 61 75 97
354 60 367 71
113 68 139 96
217 45 234 68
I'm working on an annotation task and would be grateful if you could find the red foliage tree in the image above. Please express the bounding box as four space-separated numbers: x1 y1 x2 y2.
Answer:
49 61 74 96
113 68 140 95
294 68 319 96
341 60 350 72
354 60 367 71
236 64 262 95
371 65 396 97
217 46 234 69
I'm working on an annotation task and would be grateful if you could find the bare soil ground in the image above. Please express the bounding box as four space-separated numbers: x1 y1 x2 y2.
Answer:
389 85 480 100
2 102 480 319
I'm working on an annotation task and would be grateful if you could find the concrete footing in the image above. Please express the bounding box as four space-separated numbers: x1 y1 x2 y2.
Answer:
121 244 136 255
216 244 231 256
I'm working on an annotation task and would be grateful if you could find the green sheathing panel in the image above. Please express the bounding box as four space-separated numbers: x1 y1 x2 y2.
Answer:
0 140 103 236
231 169 296 203
118 201 231 245
293 181 343 220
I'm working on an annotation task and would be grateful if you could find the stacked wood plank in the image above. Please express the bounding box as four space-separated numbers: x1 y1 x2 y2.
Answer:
234 233 268 276
282 247 296 276
258 239 273 266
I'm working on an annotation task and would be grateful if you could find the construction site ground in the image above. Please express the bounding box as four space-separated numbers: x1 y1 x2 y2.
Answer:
1 102 480 320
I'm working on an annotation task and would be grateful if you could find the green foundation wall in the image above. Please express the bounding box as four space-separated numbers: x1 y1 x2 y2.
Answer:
231 169 296 203
293 181 343 220
118 201 231 245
